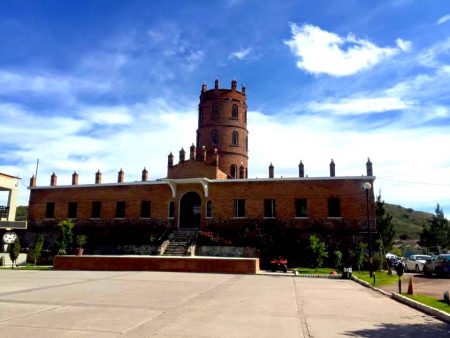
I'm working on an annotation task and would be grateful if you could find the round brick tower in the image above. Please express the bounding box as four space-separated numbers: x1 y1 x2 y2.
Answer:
197 79 248 178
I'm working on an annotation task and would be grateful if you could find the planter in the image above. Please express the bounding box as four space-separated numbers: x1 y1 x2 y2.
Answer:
75 248 84 256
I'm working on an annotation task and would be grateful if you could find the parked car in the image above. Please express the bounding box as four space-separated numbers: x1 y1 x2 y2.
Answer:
423 254 450 276
405 254 431 272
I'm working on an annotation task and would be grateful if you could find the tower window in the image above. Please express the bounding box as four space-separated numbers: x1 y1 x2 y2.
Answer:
211 130 219 145
264 199 276 218
141 201 151 218
206 201 212 218
244 109 247 122
91 201 101 218
168 201 175 218
232 104 238 119
45 202 55 218
231 131 239 146
328 198 341 217
246 136 248 151
115 201 126 218
230 164 238 178
199 106 203 122
68 202 77 218
295 199 307 217
212 104 219 118
233 199 245 218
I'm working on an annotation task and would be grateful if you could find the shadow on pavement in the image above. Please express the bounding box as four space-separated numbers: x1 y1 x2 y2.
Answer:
343 322 450 337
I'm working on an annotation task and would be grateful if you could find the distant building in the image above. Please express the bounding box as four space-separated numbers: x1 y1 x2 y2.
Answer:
27 80 375 245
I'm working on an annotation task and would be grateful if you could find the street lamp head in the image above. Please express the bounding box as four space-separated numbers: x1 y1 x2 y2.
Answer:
363 182 372 191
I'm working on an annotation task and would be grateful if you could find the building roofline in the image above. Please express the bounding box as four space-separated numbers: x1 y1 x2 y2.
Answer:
28 176 375 190
0 173 21 179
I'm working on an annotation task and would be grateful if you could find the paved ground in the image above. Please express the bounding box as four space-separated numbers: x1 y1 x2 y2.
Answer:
0 270 448 337
380 272 450 298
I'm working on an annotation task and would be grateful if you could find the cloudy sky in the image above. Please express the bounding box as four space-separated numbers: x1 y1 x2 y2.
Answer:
0 0 449 215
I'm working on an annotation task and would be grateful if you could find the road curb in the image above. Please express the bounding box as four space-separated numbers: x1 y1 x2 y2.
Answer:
391 293 450 324
351 275 450 323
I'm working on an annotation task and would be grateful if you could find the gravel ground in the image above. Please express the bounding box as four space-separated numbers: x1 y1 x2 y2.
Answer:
379 272 450 298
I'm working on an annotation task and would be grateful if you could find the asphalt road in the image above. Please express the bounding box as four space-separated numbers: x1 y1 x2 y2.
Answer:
0 270 448 337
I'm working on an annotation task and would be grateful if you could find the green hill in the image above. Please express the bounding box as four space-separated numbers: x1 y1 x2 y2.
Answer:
384 203 432 240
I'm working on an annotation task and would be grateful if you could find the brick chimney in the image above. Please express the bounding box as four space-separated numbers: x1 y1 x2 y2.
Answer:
269 163 274 178
118 168 124 183
298 160 304 178
168 152 174 167
179 148 186 163
95 170 102 184
50 172 57 186
366 158 373 176
29 175 36 187
330 159 335 177
190 144 196 160
142 167 148 181
72 171 78 185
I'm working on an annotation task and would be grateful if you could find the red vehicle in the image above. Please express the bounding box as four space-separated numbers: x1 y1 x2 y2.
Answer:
270 257 288 273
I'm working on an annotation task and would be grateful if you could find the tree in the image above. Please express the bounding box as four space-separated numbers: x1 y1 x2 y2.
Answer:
309 235 328 270
355 242 367 272
333 250 343 270
33 233 45 266
420 204 449 252
375 194 395 253
9 238 21 268
58 219 75 255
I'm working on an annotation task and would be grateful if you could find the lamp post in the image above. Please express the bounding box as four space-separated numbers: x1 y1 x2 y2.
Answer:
363 182 373 278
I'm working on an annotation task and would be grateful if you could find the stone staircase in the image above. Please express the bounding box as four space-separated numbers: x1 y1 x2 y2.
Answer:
162 229 197 256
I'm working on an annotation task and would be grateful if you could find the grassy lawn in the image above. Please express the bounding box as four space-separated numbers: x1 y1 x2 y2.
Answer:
404 294 450 314
0 264 52 270
296 267 337 274
353 270 400 286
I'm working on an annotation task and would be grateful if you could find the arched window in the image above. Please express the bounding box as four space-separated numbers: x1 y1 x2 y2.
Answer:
212 104 219 118
230 164 238 178
168 201 175 218
196 133 200 148
244 109 247 122
206 201 212 218
199 106 203 122
246 136 248 150
211 130 219 145
232 104 238 119
232 131 239 146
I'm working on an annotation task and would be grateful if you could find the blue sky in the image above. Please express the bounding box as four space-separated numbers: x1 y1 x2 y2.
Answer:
0 0 449 215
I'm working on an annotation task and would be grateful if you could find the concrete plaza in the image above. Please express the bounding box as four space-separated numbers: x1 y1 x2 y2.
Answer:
0 270 448 337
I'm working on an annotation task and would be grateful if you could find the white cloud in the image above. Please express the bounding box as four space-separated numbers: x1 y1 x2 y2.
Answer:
396 38 412 52
309 97 410 115
436 14 450 25
229 48 252 60
77 106 133 126
284 23 410 76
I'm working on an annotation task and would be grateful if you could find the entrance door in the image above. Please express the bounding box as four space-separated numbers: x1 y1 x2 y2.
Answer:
179 192 201 228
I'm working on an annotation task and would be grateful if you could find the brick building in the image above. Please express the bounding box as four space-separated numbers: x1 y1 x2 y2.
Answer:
27 80 375 247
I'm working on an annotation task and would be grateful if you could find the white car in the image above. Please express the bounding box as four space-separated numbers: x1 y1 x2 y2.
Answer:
405 254 431 272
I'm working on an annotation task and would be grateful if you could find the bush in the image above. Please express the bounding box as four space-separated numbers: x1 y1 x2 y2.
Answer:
33 233 45 266
58 219 75 255
9 238 21 268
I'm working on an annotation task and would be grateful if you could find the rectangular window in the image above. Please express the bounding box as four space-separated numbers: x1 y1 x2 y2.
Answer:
206 201 212 218
264 199 276 218
45 202 55 218
116 201 126 218
328 198 341 217
68 202 78 218
141 201 151 218
233 199 245 218
168 202 175 218
295 199 307 217
91 201 101 218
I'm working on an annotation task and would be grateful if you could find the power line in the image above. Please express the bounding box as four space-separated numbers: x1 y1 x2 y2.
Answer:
382 163 450 178
378 176 450 187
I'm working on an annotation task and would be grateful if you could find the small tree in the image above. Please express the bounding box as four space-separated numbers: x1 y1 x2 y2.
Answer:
355 242 367 272
420 204 449 252
9 238 21 268
58 219 75 255
75 234 87 248
33 233 45 266
309 235 328 270
375 194 395 253
333 250 343 270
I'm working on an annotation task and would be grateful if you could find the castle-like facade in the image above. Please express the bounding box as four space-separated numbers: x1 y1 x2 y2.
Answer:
27 80 375 243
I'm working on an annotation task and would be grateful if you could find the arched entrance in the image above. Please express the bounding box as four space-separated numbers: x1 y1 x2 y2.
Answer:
179 192 202 228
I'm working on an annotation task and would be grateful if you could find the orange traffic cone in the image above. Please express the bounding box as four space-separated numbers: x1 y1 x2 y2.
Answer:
407 277 415 295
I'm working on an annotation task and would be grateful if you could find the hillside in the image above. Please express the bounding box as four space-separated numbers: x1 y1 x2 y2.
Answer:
385 203 432 240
